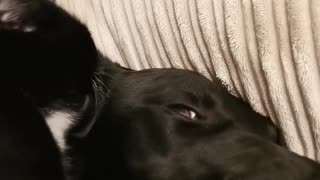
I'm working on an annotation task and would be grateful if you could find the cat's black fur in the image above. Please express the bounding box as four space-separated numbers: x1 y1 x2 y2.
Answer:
0 0 97 106
0 0 98 179
0 89 64 180
1 0 320 180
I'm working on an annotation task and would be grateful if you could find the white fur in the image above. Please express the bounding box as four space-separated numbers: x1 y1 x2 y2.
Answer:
0 13 11 22
23 26 36 32
0 1 16 21
45 111 75 152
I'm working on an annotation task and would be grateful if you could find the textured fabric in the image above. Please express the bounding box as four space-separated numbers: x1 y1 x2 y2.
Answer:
56 0 320 161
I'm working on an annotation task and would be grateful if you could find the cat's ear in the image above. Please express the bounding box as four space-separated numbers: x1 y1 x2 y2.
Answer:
0 0 43 32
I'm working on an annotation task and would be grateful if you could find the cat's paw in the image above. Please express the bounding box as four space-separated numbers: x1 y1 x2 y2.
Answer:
0 0 39 32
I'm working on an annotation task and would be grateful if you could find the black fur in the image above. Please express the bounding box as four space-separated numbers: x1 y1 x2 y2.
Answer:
0 0 98 179
0 0 98 107
1 0 320 180
82 68 320 180
0 89 64 180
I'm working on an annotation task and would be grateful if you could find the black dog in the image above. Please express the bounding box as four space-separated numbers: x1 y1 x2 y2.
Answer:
1 0 320 180
81 67 320 180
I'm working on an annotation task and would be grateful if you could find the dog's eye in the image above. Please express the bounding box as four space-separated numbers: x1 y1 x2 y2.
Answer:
168 104 199 120
178 109 197 119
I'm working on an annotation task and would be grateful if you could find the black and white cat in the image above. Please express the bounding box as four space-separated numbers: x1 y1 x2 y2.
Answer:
2 1 320 180
0 0 102 179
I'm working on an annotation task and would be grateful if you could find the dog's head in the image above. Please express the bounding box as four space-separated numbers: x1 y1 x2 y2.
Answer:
109 68 281 143
85 68 320 179
106 69 278 179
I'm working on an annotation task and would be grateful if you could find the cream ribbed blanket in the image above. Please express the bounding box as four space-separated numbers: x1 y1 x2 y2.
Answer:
56 0 320 161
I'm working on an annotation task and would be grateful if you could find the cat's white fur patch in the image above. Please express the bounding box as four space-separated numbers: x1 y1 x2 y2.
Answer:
0 1 16 21
1 12 11 22
23 26 36 32
45 111 75 152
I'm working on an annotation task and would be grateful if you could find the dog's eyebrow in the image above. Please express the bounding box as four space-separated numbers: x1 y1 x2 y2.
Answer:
181 91 199 106
202 95 215 107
